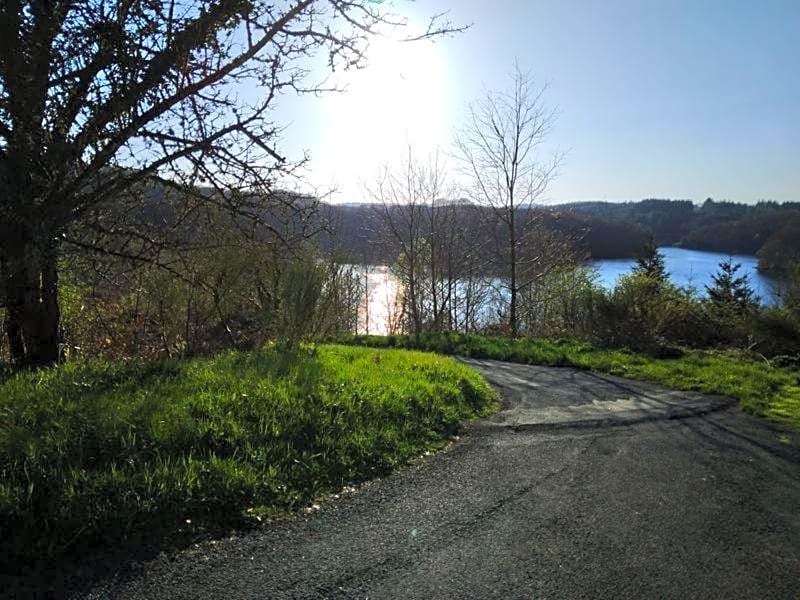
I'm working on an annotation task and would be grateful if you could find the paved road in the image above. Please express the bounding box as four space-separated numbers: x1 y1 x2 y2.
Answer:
85 359 800 599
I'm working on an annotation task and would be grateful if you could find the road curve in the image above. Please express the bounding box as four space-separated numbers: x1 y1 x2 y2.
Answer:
83 359 800 599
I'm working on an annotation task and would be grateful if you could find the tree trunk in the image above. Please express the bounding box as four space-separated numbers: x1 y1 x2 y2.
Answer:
509 211 518 336
430 245 439 333
2 237 62 368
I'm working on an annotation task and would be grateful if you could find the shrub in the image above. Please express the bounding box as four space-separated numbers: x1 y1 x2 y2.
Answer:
48 246 362 362
747 308 800 358
657 289 720 348
517 267 605 339
592 273 670 351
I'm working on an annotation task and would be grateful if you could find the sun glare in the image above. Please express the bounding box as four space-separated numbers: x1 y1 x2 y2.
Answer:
319 35 449 199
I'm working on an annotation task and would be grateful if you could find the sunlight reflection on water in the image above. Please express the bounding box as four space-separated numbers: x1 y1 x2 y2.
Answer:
358 266 400 335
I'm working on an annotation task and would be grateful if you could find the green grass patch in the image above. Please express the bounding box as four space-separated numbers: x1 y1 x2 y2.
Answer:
339 333 800 429
0 344 494 566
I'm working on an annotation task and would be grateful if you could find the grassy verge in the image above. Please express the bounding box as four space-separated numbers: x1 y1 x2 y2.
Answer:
340 334 800 429
0 344 494 570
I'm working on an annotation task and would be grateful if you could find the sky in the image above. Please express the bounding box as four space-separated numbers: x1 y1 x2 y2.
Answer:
272 0 800 204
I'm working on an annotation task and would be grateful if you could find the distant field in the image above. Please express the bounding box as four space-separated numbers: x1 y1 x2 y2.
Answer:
341 334 800 430
0 344 495 568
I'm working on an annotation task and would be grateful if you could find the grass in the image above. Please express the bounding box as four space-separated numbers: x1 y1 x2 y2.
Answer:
0 344 495 571
340 333 800 429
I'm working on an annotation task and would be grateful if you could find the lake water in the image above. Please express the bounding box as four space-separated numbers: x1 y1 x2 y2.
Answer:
591 247 781 304
357 248 782 334
358 266 401 335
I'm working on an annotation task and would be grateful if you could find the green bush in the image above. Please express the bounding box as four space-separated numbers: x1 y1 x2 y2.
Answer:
518 266 604 339
0 344 494 566
592 273 676 351
587 273 781 354
657 290 720 348
747 307 800 358
50 238 362 362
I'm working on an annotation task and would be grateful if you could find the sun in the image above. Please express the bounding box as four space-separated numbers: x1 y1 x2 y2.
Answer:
317 34 449 199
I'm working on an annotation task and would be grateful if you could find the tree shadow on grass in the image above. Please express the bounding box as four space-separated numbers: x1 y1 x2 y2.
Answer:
1 511 264 597
0 348 332 597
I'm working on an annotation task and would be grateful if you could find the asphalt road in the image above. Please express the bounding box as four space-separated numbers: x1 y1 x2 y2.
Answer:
84 358 800 599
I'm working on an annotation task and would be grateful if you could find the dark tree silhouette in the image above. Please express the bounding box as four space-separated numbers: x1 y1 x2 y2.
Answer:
0 0 462 367
706 258 757 311
632 237 668 282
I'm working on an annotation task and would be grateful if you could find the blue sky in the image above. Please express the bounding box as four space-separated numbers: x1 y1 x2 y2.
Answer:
273 0 799 204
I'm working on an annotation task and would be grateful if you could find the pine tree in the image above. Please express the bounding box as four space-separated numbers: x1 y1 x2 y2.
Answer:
706 258 757 311
632 238 668 282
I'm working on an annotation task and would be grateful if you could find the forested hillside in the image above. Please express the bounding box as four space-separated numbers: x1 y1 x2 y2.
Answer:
76 186 800 273
562 198 800 272
321 197 800 272
321 202 652 266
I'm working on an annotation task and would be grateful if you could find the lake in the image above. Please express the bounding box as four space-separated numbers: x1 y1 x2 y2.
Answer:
358 265 401 335
591 247 781 305
357 248 783 334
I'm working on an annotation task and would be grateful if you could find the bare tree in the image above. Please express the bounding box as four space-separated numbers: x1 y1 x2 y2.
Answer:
369 147 454 334
515 217 582 335
449 202 495 332
419 152 455 333
455 63 562 335
0 0 463 367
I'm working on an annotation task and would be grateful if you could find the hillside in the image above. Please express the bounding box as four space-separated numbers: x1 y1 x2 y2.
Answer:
77 182 800 273
320 201 651 266
561 198 800 272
